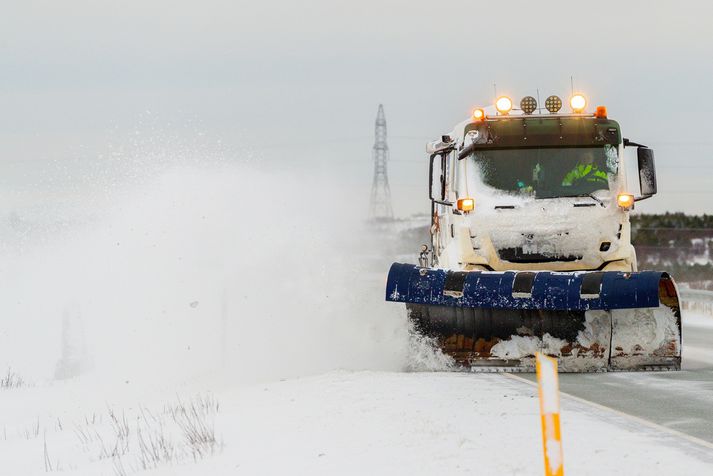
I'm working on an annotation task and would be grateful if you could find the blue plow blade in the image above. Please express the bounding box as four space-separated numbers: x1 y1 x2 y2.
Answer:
385 262 667 311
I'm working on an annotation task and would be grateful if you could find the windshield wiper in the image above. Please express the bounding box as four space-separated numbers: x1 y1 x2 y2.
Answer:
573 193 605 207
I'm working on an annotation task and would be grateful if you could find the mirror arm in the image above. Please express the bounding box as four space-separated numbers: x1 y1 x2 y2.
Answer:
458 143 474 160
623 138 648 148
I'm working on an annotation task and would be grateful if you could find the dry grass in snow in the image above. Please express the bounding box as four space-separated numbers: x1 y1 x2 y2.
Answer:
1 367 25 389
4 392 221 475
76 394 221 475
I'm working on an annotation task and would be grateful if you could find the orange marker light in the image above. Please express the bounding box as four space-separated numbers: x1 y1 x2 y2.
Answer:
595 106 607 118
617 193 634 209
472 108 485 121
457 197 475 212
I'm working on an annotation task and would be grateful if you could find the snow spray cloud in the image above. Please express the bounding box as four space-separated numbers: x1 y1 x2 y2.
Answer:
0 130 452 385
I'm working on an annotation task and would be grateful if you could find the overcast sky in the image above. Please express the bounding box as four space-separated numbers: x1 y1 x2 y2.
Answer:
2 0 713 217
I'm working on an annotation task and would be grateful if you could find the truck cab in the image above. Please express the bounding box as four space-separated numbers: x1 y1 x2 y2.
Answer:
427 95 658 274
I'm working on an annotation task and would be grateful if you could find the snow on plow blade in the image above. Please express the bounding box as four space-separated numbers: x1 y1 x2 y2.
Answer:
386 263 681 372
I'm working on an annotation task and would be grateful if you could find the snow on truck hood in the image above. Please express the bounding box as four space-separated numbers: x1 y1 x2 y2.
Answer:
468 194 622 235
460 193 626 266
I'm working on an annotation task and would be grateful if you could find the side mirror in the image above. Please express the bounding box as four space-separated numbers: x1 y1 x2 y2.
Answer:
428 153 452 205
637 147 657 199
428 153 438 201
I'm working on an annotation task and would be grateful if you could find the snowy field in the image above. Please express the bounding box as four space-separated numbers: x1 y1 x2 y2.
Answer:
4 363 713 475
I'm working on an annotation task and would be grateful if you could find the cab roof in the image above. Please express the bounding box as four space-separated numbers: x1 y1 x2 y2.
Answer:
461 115 621 150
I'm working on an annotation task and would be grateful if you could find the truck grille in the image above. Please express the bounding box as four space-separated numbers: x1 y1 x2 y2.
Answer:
498 247 582 263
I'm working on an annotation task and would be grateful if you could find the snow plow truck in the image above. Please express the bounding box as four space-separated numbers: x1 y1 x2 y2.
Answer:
386 93 681 371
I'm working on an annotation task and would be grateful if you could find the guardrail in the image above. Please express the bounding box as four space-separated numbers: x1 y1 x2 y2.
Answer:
680 288 713 316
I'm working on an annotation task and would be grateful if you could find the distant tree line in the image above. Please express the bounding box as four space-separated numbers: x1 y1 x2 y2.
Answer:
632 212 713 230
632 213 713 247
632 213 713 288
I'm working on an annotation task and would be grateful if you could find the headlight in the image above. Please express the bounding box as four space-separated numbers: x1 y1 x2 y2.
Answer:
617 193 634 210
457 197 475 213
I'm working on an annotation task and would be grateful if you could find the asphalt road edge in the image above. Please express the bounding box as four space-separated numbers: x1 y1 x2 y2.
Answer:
502 372 713 451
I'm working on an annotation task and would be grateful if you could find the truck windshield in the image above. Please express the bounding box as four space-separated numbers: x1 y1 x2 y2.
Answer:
469 145 618 199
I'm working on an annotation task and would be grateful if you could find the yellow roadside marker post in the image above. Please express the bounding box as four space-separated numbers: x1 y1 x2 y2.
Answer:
536 352 564 476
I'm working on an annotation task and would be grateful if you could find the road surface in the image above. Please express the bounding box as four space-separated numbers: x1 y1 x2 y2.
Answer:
517 312 713 445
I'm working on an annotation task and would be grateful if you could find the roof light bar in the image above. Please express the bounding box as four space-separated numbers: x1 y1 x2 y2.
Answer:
570 94 587 113
495 96 513 115
545 95 562 113
520 96 537 114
